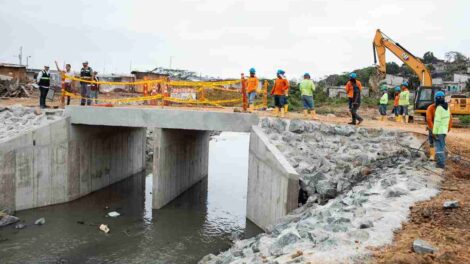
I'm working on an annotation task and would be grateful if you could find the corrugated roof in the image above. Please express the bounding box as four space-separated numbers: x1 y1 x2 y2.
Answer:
0 63 27 68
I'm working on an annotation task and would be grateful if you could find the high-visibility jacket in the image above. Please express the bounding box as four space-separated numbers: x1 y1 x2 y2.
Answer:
246 77 259 93
399 89 410 106
271 78 289 95
345 80 362 98
433 105 451 135
299 79 315 96
380 93 388 104
426 104 452 131
37 71 50 87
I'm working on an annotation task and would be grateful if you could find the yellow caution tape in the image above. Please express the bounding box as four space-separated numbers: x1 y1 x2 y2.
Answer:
63 91 163 103
63 75 240 87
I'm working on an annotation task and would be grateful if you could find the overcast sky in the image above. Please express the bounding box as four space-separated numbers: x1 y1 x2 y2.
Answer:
1 0 469 79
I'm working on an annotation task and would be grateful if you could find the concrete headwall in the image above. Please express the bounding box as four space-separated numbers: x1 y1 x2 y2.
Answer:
0 117 146 212
152 128 210 209
247 126 299 231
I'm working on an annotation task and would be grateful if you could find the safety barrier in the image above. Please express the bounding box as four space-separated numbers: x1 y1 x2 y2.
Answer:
59 74 268 110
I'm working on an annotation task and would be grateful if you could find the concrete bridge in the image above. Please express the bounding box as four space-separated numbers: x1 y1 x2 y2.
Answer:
0 106 299 230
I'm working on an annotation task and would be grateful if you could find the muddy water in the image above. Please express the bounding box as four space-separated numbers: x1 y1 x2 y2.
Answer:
0 132 262 264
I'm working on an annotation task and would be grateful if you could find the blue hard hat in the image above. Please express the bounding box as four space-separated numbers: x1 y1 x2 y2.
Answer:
394 86 401 92
402 81 409 87
277 69 285 75
380 85 388 91
304 72 310 77
249 68 256 73
349 72 357 79
435 91 445 99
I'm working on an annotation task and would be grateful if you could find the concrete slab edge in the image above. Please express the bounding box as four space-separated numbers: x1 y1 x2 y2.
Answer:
251 125 299 180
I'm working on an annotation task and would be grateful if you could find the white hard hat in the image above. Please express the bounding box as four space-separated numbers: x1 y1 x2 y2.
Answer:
83 61 89 64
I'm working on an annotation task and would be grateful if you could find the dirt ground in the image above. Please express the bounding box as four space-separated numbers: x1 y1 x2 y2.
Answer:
2 93 469 264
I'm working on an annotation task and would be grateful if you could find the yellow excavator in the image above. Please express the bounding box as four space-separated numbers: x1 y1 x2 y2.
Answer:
372 29 469 116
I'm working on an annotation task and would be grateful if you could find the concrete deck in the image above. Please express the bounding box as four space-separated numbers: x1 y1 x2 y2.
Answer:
65 106 259 132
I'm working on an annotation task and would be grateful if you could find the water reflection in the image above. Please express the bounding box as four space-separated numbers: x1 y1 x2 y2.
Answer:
0 132 262 264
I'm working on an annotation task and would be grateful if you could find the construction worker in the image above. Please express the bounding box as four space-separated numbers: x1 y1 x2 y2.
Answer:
36 65 51 109
392 86 401 121
80 61 93 106
378 85 388 121
432 91 452 168
299 73 316 119
346 73 363 125
426 91 452 162
271 70 288 117
63 64 74 105
283 74 290 114
246 68 259 113
89 71 99 105
345 72 363 111
398 82 410 123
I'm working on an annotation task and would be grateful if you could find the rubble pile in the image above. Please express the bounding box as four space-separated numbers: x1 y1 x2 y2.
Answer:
0 76 35 98
0 105 64 142
200 118 441 264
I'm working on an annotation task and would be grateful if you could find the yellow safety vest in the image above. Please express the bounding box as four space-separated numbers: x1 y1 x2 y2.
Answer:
433 105 450 135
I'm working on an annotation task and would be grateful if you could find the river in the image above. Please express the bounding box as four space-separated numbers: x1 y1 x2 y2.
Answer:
0 132 262 264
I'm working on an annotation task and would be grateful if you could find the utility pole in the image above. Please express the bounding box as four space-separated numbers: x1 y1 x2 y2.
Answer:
26 56 31 69
18 46 23 66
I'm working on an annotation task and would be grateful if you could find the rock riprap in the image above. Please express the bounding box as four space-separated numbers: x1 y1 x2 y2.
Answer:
0 105 63 142
199 118 441 264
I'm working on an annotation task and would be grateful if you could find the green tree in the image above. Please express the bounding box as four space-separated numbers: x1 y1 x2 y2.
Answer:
423 51 439 64
386 62 400 74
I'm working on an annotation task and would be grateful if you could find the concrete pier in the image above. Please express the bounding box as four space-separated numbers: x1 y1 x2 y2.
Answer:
152 128 210 209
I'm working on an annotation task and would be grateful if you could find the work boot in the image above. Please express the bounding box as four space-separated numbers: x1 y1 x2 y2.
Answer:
405 115 409 123
249 104 254 113
303 109 308 118
397 116 403 122
280 108 285 118
395 116 399 122
273 108 279 117
284 104 288 113
357 119 363 125
429 147 436 161
311 110 317 120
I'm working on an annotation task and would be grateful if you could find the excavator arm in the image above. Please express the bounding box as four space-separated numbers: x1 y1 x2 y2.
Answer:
373 29 432 86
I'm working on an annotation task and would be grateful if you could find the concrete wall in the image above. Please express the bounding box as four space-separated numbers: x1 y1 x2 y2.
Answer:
0 117 146 212
247 126 299 231
152 128 210 209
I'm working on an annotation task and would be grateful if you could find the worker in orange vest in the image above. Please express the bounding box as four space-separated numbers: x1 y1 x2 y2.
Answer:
392 86 401 121
246 68 259 113
344 72 363 111
271 69 288 117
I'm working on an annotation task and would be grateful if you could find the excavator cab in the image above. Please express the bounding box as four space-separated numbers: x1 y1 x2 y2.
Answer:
414 86 435 115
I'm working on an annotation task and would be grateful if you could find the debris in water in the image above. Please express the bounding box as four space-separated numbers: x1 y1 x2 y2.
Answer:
107 211 120 217
77 221 85 225
0 215 20 227
34 218 46 225
15 223 26 229
99 224 110 234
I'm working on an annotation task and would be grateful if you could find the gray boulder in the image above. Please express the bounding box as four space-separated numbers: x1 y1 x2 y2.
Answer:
443 200 459 209
289 119 305 133
359 220 374 229
385 187 408 198
271 118 287 133
316 180 337 199
334 125 355 136
0 215 20 227
412 239 437 254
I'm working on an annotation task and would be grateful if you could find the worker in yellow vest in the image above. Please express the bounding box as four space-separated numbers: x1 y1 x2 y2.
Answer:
398 82 410 123
378 85 388 121
432 91 452 169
